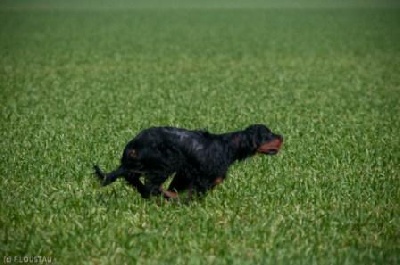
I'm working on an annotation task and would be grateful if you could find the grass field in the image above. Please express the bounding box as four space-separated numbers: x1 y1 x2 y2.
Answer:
1 0 399 264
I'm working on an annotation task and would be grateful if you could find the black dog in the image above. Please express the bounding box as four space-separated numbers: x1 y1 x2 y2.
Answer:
94 124 283 199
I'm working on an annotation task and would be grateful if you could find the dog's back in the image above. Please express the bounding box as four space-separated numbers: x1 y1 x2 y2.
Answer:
126 126 211 154
121 127 212 174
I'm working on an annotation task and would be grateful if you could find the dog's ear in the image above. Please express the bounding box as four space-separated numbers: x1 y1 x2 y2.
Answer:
245 124 270 148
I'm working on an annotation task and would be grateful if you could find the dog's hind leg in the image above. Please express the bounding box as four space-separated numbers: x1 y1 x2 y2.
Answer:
121 171 178 199
93 165 127 186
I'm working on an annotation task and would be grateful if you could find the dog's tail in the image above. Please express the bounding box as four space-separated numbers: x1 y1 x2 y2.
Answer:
93 164 106 183
93 164 127 187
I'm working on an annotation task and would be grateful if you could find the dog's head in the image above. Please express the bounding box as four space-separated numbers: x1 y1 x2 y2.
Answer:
245 124 283 155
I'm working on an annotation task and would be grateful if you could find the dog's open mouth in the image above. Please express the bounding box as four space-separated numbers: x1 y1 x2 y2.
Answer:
257 139 283 155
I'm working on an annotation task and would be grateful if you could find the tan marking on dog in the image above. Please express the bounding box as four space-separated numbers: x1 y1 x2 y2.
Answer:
128 149 137 158
214 177 224 185
162 189 178 199
257 139 282 153
211 177 224 190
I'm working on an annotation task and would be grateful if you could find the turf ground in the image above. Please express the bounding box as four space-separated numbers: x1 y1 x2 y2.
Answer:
0 0 399 264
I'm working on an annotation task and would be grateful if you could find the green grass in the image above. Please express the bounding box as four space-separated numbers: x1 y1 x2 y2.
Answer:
1 1 399 264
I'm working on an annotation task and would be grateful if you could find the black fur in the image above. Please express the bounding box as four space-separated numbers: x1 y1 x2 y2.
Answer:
93 124 283 199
